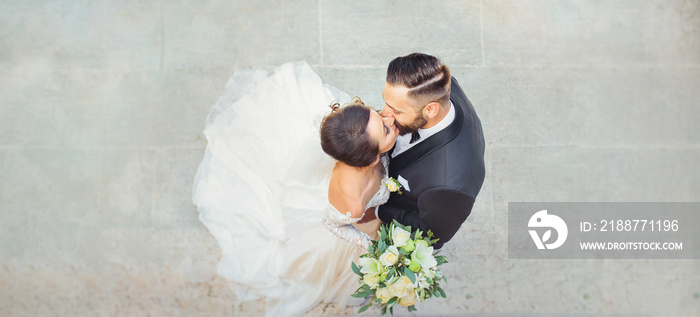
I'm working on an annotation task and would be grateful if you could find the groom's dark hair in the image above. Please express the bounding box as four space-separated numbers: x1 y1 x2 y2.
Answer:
320 99 379 167
386 53 451 110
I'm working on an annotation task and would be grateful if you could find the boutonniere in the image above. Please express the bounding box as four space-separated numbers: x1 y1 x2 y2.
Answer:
386 177 403 194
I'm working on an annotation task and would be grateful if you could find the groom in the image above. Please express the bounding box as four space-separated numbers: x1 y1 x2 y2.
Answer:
363 53 485 249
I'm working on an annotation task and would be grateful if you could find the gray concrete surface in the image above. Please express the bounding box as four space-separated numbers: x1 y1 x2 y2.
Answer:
1 0 699 316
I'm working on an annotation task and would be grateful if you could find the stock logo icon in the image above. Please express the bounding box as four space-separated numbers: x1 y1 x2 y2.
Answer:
528 210 568 250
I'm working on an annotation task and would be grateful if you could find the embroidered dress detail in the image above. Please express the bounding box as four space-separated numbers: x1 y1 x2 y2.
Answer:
322 155 391 250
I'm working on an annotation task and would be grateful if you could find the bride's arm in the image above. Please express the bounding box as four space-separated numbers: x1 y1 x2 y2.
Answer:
323 220 373 250
322 203 375 250
324 172 378 249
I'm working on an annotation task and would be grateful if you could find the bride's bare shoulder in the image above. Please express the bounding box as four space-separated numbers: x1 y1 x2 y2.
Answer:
327 174 364 219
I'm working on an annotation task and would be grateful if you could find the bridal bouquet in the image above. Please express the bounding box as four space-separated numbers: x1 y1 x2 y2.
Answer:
351 220 447 315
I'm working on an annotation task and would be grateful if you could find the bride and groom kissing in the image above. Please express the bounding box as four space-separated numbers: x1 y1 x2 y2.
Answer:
193 52 485 315
322 52 485 251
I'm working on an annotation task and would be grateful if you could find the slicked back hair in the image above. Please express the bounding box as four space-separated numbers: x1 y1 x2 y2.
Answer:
386 53 451 111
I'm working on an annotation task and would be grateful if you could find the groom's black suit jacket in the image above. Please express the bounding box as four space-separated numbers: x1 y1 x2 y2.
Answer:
378 78 485 249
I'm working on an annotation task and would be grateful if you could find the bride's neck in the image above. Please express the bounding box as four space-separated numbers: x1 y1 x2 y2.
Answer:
335 161 378 179
332 161 380 198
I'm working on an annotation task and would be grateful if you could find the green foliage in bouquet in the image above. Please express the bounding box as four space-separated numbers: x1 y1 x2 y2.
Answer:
351 220 448 315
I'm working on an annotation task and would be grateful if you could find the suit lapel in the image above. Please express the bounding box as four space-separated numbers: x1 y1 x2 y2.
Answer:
390 98 465 175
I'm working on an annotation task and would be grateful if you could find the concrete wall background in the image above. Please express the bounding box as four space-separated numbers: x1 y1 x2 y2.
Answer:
1 0 699 316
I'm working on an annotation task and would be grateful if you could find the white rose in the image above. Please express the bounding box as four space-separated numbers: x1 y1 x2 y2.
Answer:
386 180 400 192
391 226 410 247
379 246 399 267
388 276 413 298
399 289 418 307
375 287 393 304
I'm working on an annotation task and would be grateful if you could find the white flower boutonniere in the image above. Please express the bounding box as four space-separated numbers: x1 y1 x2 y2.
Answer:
386 177 403 194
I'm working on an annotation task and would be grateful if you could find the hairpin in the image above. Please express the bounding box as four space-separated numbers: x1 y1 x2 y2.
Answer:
329 101 341 113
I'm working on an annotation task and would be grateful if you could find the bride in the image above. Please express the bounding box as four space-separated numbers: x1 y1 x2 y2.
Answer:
192 62 398 316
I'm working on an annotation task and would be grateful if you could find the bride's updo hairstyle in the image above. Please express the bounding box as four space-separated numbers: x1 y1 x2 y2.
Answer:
320 97 379 167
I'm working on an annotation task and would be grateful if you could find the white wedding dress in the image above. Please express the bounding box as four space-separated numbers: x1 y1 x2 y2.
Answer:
192 62 391 316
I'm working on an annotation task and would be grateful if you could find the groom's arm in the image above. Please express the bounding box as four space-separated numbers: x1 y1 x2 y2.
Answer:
378 187 474 249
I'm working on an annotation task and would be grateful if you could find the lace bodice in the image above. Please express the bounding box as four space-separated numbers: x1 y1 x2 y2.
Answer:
322 155 391 250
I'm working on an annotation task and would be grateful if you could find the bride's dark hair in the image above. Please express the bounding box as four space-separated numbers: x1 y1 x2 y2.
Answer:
320 97 379 167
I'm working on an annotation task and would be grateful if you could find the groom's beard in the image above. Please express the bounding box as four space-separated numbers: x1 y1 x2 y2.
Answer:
396 114 428 136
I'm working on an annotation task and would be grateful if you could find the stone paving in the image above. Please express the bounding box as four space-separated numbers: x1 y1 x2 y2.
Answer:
1 1 699 316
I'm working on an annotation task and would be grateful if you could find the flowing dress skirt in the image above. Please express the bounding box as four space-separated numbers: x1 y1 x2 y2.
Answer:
192 62 363 316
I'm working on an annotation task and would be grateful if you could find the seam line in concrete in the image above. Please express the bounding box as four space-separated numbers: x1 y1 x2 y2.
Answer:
318 65 384 69
488 144 700 150
461 64 700 69
0 146 207 150
2 144 698 151
318 0 323 67
158 0 164 72
17 64 700 73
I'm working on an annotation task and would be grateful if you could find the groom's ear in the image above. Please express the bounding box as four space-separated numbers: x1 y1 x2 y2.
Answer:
423 101 441 119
